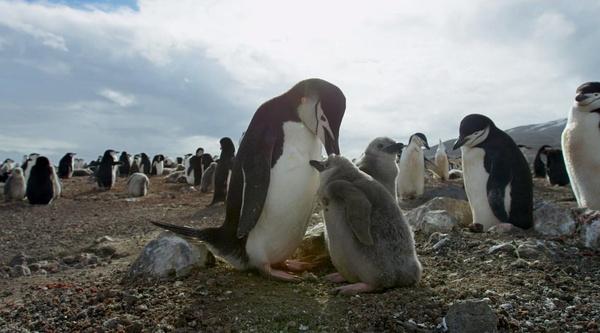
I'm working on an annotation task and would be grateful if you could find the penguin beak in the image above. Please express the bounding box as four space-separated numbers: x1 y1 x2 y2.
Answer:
423 141 431 150
453 137 466 150
309 160 326 172
575 94 589 103
382 142 405 154
320 130 340 155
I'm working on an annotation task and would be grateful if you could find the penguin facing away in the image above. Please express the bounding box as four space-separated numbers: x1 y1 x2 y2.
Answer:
26 156 55 205
4 167 26 201
310 155 422 294
152 78 346 281
211 137 236 205
533 145 551 178
127 172 150 197
453 114 533 231
397 133 430 200
140 153 152 175
544 148 569 186
118 152 131 177
58 152 76 179
434 139 450 181
356 137 404 198
97 150 121 190
562 82 600 209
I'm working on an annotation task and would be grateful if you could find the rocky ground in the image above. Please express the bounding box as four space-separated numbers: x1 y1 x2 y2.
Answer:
1 175 599 332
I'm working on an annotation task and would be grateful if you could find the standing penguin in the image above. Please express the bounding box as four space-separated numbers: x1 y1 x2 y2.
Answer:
152 78 345 281
96 150 120 190
562 82 600 209
58 152 76 179
4 167 26 201
127 172 150 197
453 114 533 231
118 152 131 177
151 154 165 176
186 149 204 186
140 153 152 175
0 158 15 182
434 139 450 181
200 162 217 193
544 148 569 186
210 137 236 205
533 145 551 178
23 153 40 182
355 137 404 198
310 155 421 294
130 154 141 174
26 156 55 205
397 133 430 200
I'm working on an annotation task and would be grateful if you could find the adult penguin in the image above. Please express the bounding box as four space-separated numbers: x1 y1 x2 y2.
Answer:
153 78 345 281
58 152 76 179
533 145 550 178
453 114 533 231
26 156 55 205
210 137 236 205
97 150 120 190
140 153 151 175
151 154 165 176
118 152 131 177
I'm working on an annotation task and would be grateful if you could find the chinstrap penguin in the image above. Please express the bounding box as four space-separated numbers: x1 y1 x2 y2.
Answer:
356 137 404 198
397 133 430 200
118 152 131 177
310 155 422 295
26 156 55 205
96 150 120 190
58 152 76 179
533 145 551 178
211 137 236 205
139 153 151 175
544 148 569 186
151 154 165 176
152 78 346 281
0 159 15 182
454 114 533 231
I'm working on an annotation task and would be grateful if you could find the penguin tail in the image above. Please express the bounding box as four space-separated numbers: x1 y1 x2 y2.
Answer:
150 221 216 243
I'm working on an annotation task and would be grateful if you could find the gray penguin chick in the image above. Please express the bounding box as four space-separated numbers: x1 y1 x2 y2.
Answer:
310 155 422 295
356 137 404 198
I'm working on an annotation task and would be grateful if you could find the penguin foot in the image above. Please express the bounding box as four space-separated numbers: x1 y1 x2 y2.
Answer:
273 260 315 272
260 265 301 282
324 272 347 283
332 282 375 295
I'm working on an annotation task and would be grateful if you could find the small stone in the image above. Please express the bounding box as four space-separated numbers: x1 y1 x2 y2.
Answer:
488 243 516 255
444 300 498 333
510 259 529 268
433 237 451 252
499 303 513 311
136 304 148 311
62 255 77 265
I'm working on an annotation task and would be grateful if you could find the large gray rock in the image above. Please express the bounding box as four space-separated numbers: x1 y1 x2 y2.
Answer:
444 300 498 333
128 233 215 279
419 210 457 234
405 197 472 229
533 202 576 237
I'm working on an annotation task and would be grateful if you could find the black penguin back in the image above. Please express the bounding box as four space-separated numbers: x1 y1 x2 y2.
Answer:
211 137 236 205
118 152 131 176
533 145 550 178
26 156 54 205
57 153 74 179
545 149 569 186
140 153 151 175
97 150 118 189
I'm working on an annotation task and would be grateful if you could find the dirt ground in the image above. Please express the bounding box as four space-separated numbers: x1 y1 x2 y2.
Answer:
1 175 599 332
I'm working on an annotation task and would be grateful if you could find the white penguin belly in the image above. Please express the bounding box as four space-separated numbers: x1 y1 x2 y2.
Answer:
462 147 506 230
397 147 424 198
562 117 600 209
246 122 321 266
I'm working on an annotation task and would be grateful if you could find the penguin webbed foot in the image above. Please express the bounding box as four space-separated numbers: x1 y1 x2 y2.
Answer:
323 272 347 283
331 282 376 295
272 259 315 273
259 264 301 283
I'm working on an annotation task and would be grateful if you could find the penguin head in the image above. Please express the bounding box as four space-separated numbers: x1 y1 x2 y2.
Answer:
295 79 346 155
102 150 119 162
219 137 235 154
310 154 358 183
453 114 494 150
574 82 600 112
195 148 204 156
32 156 52 175
409 133 430 150
365 137 404 156
12 167 23 177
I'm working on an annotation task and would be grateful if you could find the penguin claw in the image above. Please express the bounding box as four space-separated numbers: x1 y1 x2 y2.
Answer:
332 282 376 295
324 272 347 283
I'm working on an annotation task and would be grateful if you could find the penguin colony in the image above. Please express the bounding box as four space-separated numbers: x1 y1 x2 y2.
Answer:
1 79 597 294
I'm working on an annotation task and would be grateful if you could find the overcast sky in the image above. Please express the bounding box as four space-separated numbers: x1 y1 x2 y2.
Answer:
1 0 599 164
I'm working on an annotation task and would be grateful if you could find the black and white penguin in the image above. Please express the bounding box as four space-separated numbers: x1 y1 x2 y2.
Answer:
201 153 214 171
562 82 600 209
151 154 165 176
96 150 120 190
58 152 76 179
74 158 85 169
453 114 533 231
118 152 131 177
397 133 430 200
210 137 236 205
153 78 346 281
4 167 26 201
533 145 551 178
23 153 40 182
130 154 141 174
544 148 569 186
310 155 421 294
139 153 151 175
200 162 217 193
26 156 55 205
185 150 204 186
0 158 15 182
356 137 404 198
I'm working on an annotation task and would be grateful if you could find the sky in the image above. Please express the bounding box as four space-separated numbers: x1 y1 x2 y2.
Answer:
1 0 599 164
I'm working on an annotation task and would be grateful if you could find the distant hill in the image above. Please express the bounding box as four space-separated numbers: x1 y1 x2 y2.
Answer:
428 118 567 160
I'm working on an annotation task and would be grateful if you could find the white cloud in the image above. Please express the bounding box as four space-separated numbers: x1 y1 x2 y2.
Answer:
98 89 136 107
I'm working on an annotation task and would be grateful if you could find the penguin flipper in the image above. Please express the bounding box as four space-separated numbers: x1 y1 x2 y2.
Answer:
485 152 511 222
326 180 374 246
